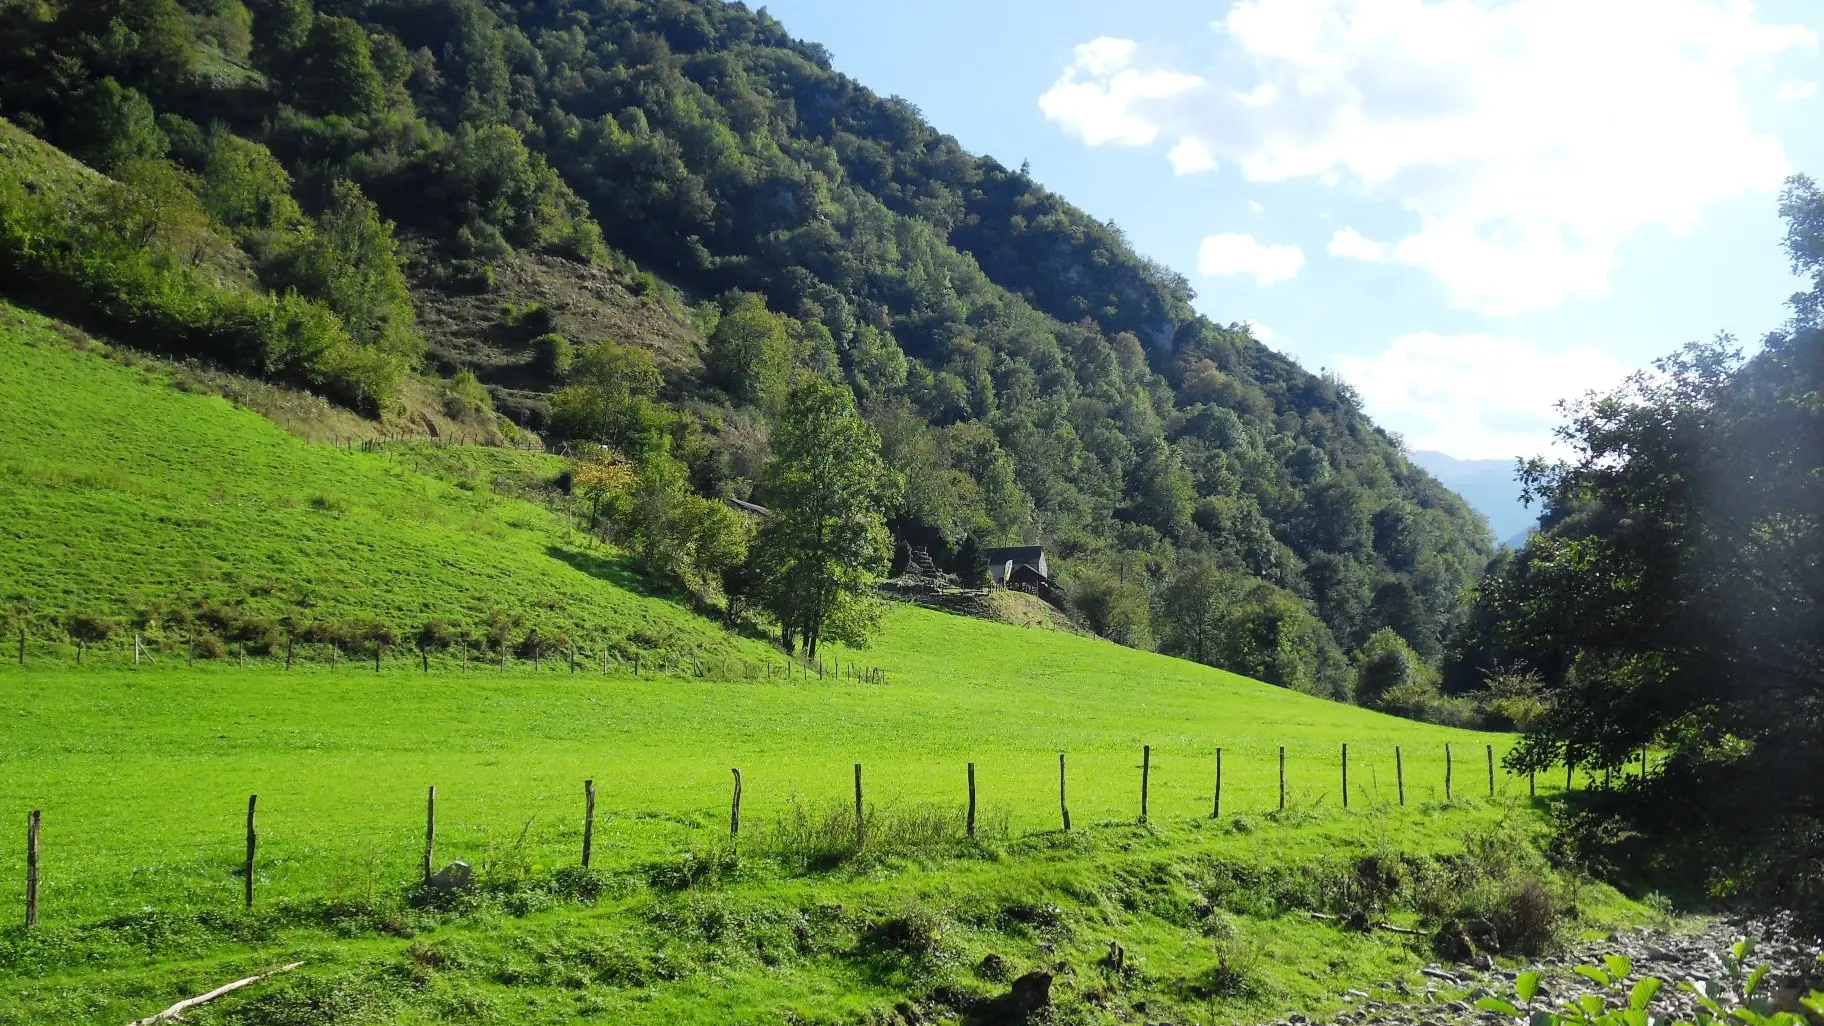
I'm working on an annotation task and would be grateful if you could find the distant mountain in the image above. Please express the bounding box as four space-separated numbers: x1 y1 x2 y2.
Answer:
1409 452 1539 547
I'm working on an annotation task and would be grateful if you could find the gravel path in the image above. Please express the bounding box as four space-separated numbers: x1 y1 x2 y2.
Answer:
1293 916 1822 1026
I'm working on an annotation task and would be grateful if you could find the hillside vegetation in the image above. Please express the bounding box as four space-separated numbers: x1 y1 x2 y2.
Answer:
0 298 1633 1025
0 301 754 665
0 0 1496 708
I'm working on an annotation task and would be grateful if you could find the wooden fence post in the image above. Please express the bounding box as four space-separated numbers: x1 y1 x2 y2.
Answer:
1639 747 1647 780
582 780 595 868
1213 748 1222 819
1529 766 1537 797
25 810 40 929
75 638 82 667
1487 744 1495 796
1342 743 1349 809
1445 743 1453 800
1059 752 1071 832
1278 746 1286 811
1396 746 1405 806
730 769 742 845
16 627 23 666
135 633 143 667
244 795 258 909
1567 759 1574 792
966 762 977 839
1140 745 1151 824
423 786 436 886
284 636 292 670
374 643 381 672
853 763 864 848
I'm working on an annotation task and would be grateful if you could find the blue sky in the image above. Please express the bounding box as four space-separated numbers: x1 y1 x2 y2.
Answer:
759 0 1823 460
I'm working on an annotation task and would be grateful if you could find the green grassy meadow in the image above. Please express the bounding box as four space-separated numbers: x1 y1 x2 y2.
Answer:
0 624 1576 1024
0 306 1629 1024
0 609 1537 926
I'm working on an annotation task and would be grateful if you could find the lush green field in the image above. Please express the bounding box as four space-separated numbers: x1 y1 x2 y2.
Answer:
0 606 1537 925
0 310 1627 1025
0 614 1580 1025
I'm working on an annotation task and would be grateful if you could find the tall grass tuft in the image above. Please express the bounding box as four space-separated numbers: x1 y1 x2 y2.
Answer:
759 799 1010 874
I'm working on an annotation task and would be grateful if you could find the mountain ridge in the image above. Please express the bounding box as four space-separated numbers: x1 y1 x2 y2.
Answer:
1407 450 1538 546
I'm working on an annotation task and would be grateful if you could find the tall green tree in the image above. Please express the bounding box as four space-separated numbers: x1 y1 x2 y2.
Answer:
752 380 896 657
199 127 301 236
291 15 384 117
281 179 420 363
1157 552 1232 665
548 340 669 455
1486 176 1824 928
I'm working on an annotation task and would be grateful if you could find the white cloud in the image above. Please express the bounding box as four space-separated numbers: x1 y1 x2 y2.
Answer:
1337 332 1632 459
1037 37 1202 146
1042 0 1815 316
1775 81 1818 101
1248 199 1265 213
1328 226 1386 261
1197 233 1307 284
1168 137 1218 175
1243 319 1282 349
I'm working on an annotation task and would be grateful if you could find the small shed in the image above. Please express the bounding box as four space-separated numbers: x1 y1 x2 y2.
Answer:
984 545 1048 586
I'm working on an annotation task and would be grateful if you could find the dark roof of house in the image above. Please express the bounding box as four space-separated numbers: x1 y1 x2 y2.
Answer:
723 497 772 518
984 545 1045 563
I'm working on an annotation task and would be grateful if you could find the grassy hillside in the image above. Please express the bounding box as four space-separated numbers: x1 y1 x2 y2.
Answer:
0 1 1499 692
0 301 752 665
0 313 1628 1025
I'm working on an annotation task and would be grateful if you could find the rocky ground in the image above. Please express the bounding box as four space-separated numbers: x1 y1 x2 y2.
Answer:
1305 915 1823 1026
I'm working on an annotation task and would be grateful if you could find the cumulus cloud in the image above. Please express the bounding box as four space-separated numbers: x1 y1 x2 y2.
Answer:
1197 233 1307 284
1328 226 1386 261
1168 137 1218 174
1038 37 1201 146
1337 332 1632 459
1040 0 1815 316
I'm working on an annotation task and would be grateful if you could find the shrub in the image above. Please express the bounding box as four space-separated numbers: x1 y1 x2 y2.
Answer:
441 368 494 419
66 614 118 644
415 618 456 653
531 332 572 379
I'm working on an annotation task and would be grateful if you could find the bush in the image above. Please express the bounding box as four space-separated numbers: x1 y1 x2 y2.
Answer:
67 614 118 644
441 369 493 419
531 333 572 379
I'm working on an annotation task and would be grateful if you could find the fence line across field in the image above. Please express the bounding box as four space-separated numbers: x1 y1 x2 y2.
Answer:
7 631 891 685
13 742 1650 929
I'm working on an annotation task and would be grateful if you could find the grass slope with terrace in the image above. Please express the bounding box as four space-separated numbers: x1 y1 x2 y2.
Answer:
0 315 1628 1024
0 301 751 667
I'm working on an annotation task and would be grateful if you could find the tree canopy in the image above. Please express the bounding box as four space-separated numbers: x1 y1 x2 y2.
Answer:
1459 176 1824 928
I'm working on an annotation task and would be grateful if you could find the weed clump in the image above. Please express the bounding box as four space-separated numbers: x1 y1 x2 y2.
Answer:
759 800 1007 874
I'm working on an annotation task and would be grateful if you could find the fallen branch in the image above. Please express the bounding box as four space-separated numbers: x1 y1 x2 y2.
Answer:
1303 911 1424 936
128 961 304 1026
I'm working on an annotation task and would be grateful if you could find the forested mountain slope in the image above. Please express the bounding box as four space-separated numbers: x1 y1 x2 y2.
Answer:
0 0 1493 696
